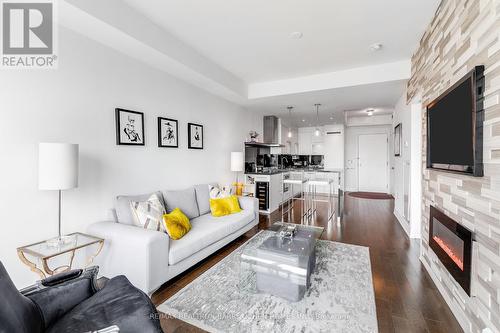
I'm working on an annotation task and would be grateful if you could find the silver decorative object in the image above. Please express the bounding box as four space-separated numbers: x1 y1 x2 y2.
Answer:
248 130 259 142
278 225 297 239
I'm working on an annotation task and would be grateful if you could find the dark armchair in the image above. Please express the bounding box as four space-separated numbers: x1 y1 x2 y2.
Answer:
0 262 163 333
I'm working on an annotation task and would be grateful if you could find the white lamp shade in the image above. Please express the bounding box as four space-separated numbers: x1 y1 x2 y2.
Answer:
39 143 79 190
230 152 244 172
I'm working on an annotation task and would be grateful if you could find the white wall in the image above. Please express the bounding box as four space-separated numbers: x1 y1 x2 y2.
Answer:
344 124 393 192
409 101 422 239
392 93 412 235
0 27 261 288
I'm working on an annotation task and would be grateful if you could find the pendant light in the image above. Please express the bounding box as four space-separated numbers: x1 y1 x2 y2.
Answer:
287 106 293 138
314 104 321 136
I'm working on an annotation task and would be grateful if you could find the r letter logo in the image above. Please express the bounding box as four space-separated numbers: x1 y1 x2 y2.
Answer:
1 1 57 68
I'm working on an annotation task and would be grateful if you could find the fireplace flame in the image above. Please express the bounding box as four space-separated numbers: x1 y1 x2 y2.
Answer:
433 236 464 271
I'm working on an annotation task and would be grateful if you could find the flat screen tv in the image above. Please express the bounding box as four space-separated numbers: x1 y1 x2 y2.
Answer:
426 66 485 176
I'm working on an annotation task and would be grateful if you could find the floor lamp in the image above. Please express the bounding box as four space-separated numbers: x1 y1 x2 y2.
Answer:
38 143 79 246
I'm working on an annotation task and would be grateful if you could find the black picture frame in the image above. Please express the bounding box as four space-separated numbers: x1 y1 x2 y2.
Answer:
394 123 401 156
158 117 179 148
188 123 203 149
115 108 145 146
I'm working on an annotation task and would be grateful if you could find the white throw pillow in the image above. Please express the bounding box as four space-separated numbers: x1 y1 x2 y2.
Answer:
130 193 166 231
208 184 233 199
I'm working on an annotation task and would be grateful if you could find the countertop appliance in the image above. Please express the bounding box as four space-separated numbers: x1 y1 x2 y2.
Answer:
310 155 324 167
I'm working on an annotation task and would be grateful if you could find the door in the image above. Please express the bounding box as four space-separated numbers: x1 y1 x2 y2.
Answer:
358 134 388 192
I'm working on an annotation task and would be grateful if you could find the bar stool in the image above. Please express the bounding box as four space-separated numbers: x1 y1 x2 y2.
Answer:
306 178 335 222
281 177 308 224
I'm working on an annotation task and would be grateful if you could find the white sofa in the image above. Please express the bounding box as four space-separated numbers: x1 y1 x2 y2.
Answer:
87 184 259 295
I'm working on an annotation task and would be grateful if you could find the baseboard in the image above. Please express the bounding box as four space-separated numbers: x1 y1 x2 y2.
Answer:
393 209 410 237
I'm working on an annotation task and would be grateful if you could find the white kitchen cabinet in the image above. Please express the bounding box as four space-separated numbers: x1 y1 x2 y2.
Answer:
311 131 324 143
269 173 283 214
298 127 328 154
298 128 312 154
280 126 298 154
312 143 324 155
270 146 282 154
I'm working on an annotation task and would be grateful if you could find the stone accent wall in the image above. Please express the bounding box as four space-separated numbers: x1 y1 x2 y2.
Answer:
408 0 500 331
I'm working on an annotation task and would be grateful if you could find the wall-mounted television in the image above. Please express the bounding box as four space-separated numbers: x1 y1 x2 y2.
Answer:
426 66 485 177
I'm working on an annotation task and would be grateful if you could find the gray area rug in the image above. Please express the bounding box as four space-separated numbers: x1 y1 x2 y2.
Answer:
158 230 377 333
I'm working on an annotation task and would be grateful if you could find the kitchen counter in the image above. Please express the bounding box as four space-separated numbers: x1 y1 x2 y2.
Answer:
314 168 343 173
245 171 284 175
245 168 343 175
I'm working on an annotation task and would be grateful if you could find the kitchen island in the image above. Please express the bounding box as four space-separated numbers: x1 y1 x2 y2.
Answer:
244 168 343 215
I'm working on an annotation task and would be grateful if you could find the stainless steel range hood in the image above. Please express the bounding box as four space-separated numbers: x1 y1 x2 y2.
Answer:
246 116 284 147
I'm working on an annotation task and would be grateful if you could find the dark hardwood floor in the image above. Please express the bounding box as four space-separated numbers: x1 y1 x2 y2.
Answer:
153 194 463 333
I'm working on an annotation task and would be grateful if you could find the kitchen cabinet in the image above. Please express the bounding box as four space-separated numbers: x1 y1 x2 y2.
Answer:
298 128 312 154
269 173 283 214
311 131 324 143
280 127 298 154
298 127 326 154
312 143 324 155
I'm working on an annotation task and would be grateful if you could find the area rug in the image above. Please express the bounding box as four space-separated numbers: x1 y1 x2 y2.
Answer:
158 231 378 333
349 191 394 200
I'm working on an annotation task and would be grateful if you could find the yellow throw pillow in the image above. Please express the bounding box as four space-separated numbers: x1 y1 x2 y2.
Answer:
226 195 242 214
163 208 191 240
210 196 241 217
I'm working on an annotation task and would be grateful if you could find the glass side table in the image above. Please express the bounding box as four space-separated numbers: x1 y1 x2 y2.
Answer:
17 232 104 279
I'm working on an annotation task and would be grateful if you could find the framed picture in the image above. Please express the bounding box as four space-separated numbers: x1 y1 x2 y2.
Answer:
115 108 145 146
394 123 402 156
188 123 203 149
158 117 178 148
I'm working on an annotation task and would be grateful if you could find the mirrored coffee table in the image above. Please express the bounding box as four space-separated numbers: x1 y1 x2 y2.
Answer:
240 222 324 301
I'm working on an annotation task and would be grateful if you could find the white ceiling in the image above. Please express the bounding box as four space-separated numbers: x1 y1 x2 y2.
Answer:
247 80 406 127
65 0 439 124
122 0 439 83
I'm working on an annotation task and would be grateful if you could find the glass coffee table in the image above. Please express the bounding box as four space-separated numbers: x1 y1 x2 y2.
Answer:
240 222 324 302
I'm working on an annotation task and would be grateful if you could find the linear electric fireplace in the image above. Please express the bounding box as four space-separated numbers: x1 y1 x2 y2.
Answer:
429 205 473 295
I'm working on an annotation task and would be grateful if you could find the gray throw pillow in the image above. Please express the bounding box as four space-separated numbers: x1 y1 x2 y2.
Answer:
115 191 164 225
162 187 200 220
194 183 217 215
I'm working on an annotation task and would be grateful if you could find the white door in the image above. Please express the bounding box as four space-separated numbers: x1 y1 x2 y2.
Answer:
358 134 388 192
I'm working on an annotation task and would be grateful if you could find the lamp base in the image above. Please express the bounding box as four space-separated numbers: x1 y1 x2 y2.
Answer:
46 235 76 248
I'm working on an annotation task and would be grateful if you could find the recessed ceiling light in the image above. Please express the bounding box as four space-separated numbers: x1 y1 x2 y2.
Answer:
290 32 303 40
369 43 383 51
302 119 305 122
330 117 333 120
